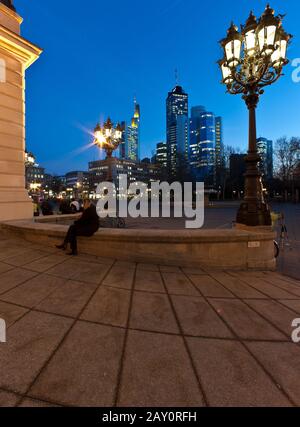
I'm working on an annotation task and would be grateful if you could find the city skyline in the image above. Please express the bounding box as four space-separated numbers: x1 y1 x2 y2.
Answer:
15 0 300 175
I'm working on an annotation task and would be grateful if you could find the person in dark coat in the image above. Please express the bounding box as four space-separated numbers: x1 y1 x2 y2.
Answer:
41 199 54 216
59 199 71 215
56 199 99 256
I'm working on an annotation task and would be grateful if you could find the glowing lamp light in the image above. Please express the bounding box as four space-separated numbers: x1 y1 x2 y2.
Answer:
219 59 233 84
93 118 123 159
271 27 291 68
221 23 242 67
242 11 258 56
257 4 280 56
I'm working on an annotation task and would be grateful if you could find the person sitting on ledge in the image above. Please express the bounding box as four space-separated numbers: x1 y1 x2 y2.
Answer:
56 199 99 256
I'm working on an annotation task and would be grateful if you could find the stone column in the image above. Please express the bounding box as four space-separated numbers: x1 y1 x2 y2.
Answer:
0 3 42 221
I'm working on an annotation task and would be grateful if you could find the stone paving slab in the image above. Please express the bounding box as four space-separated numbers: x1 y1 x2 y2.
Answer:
36 280 97 318
29 322 125 407
171 295 233 338
102 266 135 290
0 390 19 407
81 286 131 327
245 342 300 406
279 299 300 314
130 292 179 334
3 249 50 268
233 274 298 299
47 259 110 284
187 337 291 407
18 398 61 407
209 299 286 341
245 299 298 337
0 301 29 327
117 330 205 407
0 274 67 308
210 272 268 299
135 270 165 293
189 274 235 298
0 268 38 295
0 235 300 407
25 254 69 273
162 272 199 296
0 311 72 394
0 262 14 275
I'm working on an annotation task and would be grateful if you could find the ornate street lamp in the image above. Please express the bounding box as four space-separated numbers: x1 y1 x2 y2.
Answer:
93 118 123 181
218 4 292 226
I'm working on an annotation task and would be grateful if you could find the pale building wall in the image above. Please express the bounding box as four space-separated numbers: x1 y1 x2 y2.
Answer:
0 4 41 221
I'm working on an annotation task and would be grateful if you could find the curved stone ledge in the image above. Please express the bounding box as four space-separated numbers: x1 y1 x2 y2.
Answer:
0 216 276 270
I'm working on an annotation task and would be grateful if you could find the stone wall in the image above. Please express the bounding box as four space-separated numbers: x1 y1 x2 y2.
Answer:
0 218 277 270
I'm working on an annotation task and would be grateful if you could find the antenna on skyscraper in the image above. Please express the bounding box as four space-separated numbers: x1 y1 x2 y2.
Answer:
175 68 179 85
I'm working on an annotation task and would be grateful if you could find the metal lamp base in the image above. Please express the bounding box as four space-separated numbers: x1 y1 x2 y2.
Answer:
236 201 272 227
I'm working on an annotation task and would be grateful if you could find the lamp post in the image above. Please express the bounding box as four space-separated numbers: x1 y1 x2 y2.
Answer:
93 118 123 181
219 4 292 226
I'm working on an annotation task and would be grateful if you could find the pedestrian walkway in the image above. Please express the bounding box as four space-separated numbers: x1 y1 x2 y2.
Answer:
0 235 300 407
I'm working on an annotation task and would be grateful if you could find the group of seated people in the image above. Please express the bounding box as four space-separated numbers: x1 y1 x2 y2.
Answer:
33 198 83 217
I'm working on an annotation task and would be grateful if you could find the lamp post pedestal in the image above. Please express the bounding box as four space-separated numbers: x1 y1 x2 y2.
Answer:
236 92 272 226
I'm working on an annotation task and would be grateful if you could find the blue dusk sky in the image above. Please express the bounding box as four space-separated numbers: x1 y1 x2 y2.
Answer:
14 0 300 175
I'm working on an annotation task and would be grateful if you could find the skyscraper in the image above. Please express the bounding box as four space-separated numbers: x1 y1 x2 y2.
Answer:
156 142 168 168
198 111 216 185
189 106 205 178
188 106 216 184
257 137 273 182
166 85 189 177
126 99 140 162
215 116 224 169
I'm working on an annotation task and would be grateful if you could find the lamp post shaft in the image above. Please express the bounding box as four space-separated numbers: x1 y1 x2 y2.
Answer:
236 93 272 226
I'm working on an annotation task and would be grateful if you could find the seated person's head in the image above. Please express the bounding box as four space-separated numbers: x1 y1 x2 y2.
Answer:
83 199 91 210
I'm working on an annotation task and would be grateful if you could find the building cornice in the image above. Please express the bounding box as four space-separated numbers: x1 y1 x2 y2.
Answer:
0 23 42 68
0 3 22 24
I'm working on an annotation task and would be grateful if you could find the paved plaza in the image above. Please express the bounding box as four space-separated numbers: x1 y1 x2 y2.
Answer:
0 233 300 407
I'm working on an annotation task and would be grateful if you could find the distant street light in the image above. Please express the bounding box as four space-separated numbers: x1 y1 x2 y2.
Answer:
94 118 123 160
93 118 123 183
219 4 292 226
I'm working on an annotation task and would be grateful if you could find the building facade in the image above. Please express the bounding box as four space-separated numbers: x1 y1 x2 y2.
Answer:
0 1 42 220
188 106 217 185
215 116 223 169
199 111 216 184
65 171 90 198
257 137 273 182
89 158 161 196
230 154 246 195
166 85 189 177
189 106 205 179
25 151 45 193
155 142 167 168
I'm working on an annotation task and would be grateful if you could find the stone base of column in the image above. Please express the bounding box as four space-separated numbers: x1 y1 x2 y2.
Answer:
0 189 32 221
236 201 272 227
